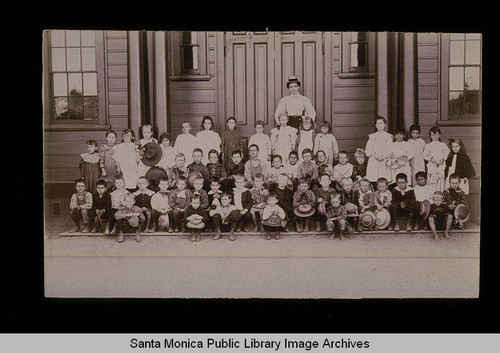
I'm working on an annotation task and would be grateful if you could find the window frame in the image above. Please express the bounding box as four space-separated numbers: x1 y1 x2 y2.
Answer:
339 31 375 78
168 31 210 82
439 33 482 126
43 30 109 131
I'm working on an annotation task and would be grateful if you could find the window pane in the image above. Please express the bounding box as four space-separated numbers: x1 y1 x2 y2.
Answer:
465 40 481 65
465 66 480 90
68 73 83 96
81 47 96 71
350 43 366 68
66 30 81 47
81 31 95 46
66 48 81 71
464 91 480 116
449 40 464 65
54 97 68 120
450 33 465 40
84 96 98 120
182 46 199 70
53 73 68 96
51 48 66 71
68 96 84 119
83 73 97 96
449 67 464 91
50 30 65 47
448 91 464 119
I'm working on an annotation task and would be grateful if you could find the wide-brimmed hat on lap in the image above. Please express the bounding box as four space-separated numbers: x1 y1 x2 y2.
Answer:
294 203 315 217
141 142 163 167
158 214 169 230
359 211 376 230
454 203 470 223
374 208 391 230
127 215 140 228
419 200 431 220
345 202 358 217
187 215 205 229
286 75 301 88
262 213 285 228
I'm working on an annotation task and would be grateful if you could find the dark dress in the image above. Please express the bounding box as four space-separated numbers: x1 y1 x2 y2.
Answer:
222 130 245 168
79 152 102 193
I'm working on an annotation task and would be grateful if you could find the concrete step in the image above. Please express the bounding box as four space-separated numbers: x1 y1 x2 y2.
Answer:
59 226 480 237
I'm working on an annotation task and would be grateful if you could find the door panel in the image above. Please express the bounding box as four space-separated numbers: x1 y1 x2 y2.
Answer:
224 31 324 146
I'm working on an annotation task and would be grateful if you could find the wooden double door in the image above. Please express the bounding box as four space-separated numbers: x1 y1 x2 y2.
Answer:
221 31 326 152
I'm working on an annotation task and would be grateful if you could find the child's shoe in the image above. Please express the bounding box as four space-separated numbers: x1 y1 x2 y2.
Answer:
315 223 321 232
303 224 310 232
91 226 98 233
229 230 236 241
275 231 281 240
444 231 451 239
81 224 91 233
196 232 202 242
190 231 196 242
413 223 419 231
213 229 221 240
406 223 413 232
457 223 464 230
168 226 174 233
147 224 156 233
265 231 271 240
135 230 142 242
296 222 303 233
387 225 393 231
104 224 110 235
393 224 400 232
174 227 179 233
117 231 124 243
109 225 118 235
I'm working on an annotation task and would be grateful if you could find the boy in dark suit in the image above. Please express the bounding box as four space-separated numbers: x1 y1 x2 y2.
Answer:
89 179 112 233
390 173 420 232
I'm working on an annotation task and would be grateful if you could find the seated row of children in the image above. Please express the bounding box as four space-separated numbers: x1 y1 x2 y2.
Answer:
70 148 470 242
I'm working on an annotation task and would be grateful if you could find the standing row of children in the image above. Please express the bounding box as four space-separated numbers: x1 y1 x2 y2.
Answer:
71 114 475 242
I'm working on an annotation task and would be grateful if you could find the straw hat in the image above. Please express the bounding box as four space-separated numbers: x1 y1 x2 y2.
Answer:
141 142 163 167
374 208 391 229
127 215 140 228
294 203 316 217
158 214 169 230
454 203 470 223
262 213 284 227
419 200 431 220
359 211 376 230
187 215 205 229
344 202 358 217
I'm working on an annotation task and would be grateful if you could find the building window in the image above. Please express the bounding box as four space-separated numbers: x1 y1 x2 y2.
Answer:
447 33 481 120
349 32 368 72
181 31 200 75
44 30 107 128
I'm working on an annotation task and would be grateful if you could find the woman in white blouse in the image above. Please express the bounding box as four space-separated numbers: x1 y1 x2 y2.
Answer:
274 75 316 129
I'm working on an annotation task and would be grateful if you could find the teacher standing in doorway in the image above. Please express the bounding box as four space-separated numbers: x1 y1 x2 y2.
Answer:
274 75 316 129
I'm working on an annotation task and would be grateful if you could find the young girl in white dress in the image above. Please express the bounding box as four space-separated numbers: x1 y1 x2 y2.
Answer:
196 115 221 165
407 124 426 186
387 128 414 184
174 121 197 166
157 132 176 171
365 116 393 183
423 126 450 193
248 120 272 164
113 129 140 191
271 113 297 164
313 121 339 166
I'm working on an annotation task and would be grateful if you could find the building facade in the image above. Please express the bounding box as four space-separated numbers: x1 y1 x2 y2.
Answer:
43 30 481 226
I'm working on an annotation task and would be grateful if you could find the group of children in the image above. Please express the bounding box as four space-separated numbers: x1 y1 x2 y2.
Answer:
71 114 475 242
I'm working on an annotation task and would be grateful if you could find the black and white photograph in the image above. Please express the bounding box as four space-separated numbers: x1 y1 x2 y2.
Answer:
42 30 482 299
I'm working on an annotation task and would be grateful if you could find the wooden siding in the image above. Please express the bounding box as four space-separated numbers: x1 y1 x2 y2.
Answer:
44 31 129 183
331 32 375 161
417 33 481 223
